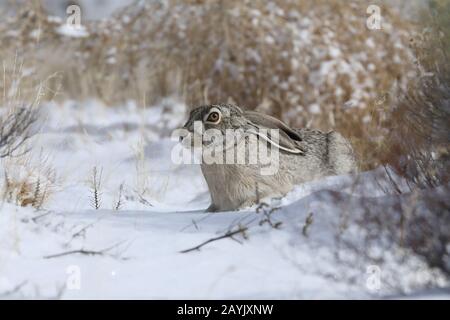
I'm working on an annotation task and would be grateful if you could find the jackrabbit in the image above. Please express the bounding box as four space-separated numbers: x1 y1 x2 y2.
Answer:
180 103 357 212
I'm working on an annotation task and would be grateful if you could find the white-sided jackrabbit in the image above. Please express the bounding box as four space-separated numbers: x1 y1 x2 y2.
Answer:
180 103 357 212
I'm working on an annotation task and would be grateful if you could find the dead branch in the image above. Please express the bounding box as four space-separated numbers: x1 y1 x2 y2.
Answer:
137 193 153 207
302 212 314 237
256 202 282 229
0 281 27 297
31 211 53 222
70 221 97 239
180 225 248 254
43 249 107 259
43 241 126 259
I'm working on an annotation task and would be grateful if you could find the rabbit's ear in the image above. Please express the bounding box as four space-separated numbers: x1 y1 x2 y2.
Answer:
244 111 305 154
244 111 302 141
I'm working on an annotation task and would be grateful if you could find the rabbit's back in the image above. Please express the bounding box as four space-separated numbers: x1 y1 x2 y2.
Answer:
294 128 357 176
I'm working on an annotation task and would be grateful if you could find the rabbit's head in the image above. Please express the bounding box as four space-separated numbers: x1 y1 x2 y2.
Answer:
180 103 304 154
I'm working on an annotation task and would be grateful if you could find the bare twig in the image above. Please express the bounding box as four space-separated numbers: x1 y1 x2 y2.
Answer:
70 221 97 239
256 202 282 229
180 225 248 254
0 281 27 298
31 210 53 222
90 166 102 210
302 212 314 237
137 193 153 207
0 106 38 158
114 183 124 211
191 219 199 231
51 283 67 300
44 249 105 259
43 241 126 259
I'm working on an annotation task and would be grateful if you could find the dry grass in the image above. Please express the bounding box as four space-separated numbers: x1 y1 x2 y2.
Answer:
348 1 450 276
2 153 56 209
0 35 57 209
89 166 102 210
0 0 418 169
383 1 450 187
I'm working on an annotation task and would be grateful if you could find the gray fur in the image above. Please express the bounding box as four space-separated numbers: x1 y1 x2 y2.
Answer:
181 103 357 212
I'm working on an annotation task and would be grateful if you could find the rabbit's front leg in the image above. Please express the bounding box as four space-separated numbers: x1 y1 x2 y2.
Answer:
205 203 218 213
238 199 258 210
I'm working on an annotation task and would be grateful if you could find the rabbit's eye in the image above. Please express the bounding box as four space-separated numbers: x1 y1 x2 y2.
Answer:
206 111 221 123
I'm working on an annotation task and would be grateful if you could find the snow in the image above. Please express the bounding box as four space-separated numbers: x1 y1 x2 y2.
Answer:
0 101 448 299
56 24 89 38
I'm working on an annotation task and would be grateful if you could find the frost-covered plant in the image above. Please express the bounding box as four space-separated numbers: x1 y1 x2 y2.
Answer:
355 3 450 276
89 166 102 210
1 154 56 209
0 0 417 169
384 1 450 188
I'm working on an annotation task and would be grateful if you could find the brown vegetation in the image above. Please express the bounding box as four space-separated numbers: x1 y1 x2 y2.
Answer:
0 0 418 169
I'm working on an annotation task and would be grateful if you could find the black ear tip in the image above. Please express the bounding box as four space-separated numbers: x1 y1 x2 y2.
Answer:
289 131 303 141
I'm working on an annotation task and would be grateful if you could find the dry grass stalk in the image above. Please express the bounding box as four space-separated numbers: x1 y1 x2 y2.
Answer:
90 166 102 210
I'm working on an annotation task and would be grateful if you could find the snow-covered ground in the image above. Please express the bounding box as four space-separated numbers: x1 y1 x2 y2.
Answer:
0 100 448 299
